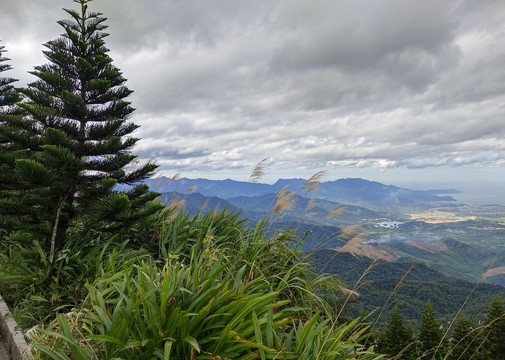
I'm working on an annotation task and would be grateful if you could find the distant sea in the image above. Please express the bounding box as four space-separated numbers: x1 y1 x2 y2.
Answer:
450 187 505 206
397 181 505 206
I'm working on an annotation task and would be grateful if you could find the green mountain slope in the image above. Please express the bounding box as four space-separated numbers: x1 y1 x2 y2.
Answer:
309 251 505 328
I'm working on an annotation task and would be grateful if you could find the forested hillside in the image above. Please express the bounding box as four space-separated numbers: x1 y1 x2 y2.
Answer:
309 251 505 327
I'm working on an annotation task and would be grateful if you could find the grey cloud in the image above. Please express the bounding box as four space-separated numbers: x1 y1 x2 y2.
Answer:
1 0 504 184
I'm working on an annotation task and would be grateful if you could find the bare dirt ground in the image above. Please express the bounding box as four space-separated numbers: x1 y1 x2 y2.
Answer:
407 240 449 253
483 265 505 278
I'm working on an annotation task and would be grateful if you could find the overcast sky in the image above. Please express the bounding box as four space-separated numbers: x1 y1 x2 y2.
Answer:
1 0 504 202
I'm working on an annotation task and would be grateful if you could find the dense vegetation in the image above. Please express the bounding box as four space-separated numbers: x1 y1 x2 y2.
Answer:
1 1 504 359
309 251 505 327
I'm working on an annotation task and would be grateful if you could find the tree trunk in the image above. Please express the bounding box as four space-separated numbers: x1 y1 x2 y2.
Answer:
45 192 73 279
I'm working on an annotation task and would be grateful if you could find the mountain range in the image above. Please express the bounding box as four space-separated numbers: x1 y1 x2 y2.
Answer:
143 176 460 209
135 176 504 288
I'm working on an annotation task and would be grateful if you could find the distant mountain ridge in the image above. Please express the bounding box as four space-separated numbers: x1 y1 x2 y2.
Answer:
142 176 459 208
146 177 505 289
159 191 382 228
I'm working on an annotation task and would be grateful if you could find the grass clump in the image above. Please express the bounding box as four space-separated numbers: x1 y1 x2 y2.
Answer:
1 207 382 359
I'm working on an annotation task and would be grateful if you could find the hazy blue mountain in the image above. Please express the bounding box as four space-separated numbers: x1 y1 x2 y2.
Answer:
226 193 383 226
314 178 458 207
158 192 241 214
142 177 282 198
159 189 383 228
143 176 458 208
158 191 346 251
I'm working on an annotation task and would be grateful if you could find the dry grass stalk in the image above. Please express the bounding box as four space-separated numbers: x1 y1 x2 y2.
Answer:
167 197 185 212
273 191 295 214
249 158 270 183
305 199 316 211
326 207 345 218
211 205 220 216
301 170 326 194
277 185 288 199
436 261 498 357
334 253 378 320
341 233 367 253
156 173 180 193
240 158 270 209
168 173 180 185
153 177 164 188
199 198 209 213
339 224 361 237
186 185 197 193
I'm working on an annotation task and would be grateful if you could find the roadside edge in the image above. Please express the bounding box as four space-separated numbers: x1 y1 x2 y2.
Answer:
0 294 31 360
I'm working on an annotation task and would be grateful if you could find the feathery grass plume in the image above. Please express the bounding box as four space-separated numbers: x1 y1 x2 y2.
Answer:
169 172 180 184
301 170 326 195
153 177 164 188
155 172 180 193
211 205 220 216
326 206 346 218
340 224 361 236
166 195 185 218
273 190 295 214
198 198 209 213
342 233 367 253
240 158 270 209
186 185 197 193
249 157 270 183
305 198 316 212
277 185 288 199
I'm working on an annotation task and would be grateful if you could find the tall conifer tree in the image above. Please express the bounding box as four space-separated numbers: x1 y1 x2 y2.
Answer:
377 306 416 359
447 314 484 360
418 301 445 359
484 295 505 360
1 1 162 265
0 43 26 234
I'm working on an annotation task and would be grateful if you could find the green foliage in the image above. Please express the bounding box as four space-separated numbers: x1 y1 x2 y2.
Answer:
157 210 340 315
156 209 245 261
0 44 20 107
1 198 382 359
377 307 416 359
446 314 485 360
0 42 27 234
309 250 505 327
30 247 381 359
484 295 505 360
417 301 445 359
0 229 150 328
0 0 162 267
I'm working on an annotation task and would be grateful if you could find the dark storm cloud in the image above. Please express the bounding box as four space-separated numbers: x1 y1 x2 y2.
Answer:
1 0 504 180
